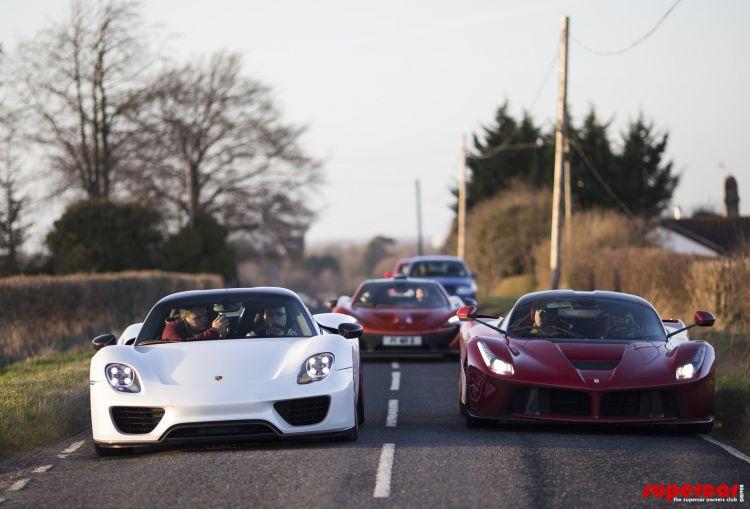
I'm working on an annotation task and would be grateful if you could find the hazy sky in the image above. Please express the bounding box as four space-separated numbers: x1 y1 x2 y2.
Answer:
2 0 749 249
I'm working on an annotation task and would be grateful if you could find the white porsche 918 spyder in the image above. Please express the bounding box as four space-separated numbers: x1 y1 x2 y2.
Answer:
89 288 364 456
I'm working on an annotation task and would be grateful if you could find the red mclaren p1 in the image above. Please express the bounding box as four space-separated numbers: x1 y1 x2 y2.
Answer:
457 290 716 432
333 277 464 357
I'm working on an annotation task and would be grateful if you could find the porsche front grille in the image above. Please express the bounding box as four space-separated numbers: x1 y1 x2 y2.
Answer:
162 421 278 442
274 396 331 426
111 406 165 434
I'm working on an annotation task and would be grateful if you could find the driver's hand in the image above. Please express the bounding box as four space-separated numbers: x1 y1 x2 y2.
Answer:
212 315 229 337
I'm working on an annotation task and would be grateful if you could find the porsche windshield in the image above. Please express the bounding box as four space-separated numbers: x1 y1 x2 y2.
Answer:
506 296 666 341
138 294 315 344
354 282 448 308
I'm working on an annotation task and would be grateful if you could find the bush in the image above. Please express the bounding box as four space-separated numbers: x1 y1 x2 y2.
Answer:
46 199 162 274
0 271 223 363
161 213 236 281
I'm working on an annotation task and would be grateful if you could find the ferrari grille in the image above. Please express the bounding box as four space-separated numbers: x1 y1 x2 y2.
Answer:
601 390 679 418
111 406 165 434
274 396 331 426
509 388 591 416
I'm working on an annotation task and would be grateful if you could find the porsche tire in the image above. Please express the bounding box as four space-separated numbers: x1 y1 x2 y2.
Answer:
357 371 366 425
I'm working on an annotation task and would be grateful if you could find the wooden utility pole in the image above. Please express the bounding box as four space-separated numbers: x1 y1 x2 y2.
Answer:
563 134 572 260
415 179 424 255
549 16 569 289
457 134 467 259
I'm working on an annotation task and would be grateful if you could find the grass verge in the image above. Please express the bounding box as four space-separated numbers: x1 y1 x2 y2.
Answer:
0 348 91 458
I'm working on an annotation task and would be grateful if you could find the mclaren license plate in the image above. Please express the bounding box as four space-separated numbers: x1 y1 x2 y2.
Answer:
383 335 422 346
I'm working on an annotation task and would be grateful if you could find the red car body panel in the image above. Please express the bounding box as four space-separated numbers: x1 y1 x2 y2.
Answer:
458 291 716 425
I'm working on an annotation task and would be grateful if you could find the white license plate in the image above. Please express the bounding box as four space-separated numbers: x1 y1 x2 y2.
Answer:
383 335 422 346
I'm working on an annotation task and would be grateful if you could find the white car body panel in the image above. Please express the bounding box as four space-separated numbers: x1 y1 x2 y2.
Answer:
117 322 142 345
91 331 360 445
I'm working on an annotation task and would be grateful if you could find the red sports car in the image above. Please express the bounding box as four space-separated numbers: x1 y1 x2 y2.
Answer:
457 290 716 432
333 277 463 356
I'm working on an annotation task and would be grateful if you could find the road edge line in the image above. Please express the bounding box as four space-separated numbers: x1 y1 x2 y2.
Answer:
699 434 750 465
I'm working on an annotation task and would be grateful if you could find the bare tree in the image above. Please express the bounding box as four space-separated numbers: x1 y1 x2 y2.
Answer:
14 0 151 199
131 52 321 255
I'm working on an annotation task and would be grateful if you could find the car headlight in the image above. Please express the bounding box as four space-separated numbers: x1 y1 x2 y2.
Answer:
456 285 474 295
298 353 335 384
675 345 706 380
105 363 141 393
477 340 514 376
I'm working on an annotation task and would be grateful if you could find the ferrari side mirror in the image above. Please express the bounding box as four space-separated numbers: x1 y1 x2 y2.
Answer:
694 310 716 327
92 333 117 351
456 305 478 322
338 322 363 339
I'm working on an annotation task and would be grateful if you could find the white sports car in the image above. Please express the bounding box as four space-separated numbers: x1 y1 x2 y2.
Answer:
89 288 364 456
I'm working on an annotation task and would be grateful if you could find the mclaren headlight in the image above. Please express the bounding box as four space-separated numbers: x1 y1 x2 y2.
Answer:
676 345 706 380
477 340 514 376
298 353 335 384
105 363 141 393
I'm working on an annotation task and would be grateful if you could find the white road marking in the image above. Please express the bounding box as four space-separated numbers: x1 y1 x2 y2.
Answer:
56 454 68 459
7 478 30 492
386 399 399 427
373 443 395 498
0 497 6 504
391 361 399 370
32 465 52 474
61 440 85 455
390 371 401 391
700 434 750 465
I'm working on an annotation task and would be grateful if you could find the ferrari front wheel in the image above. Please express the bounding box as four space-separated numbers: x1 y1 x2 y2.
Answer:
463 372 490 428
679 421 714 434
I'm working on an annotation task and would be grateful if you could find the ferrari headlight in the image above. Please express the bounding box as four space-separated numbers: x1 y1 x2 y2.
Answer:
105 363 141 393
477 340 514 376
676 345 706 380
298 353 335 384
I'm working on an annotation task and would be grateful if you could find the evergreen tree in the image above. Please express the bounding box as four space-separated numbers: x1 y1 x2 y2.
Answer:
568 108 617 210
612 116 679 217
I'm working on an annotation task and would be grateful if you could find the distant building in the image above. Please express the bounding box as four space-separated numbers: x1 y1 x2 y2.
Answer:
655 174 748 257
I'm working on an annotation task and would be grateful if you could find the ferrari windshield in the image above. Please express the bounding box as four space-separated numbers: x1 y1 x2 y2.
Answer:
409 260 467 278
138 293 315 344
506 296 666 341
353 282 449 308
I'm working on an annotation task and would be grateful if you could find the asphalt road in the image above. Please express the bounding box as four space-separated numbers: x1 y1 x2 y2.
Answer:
1 360 748 508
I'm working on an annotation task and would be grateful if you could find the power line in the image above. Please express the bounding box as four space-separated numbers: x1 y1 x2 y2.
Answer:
529 45 560 112
572 0 683 56
569 139 634 218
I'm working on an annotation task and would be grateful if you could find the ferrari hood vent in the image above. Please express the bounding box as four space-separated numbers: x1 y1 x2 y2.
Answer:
569 359 619 371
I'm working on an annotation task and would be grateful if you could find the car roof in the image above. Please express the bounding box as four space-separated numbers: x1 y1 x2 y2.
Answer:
515 289 655 308
155 287 302 306
408 255 467 264
360 277 446 286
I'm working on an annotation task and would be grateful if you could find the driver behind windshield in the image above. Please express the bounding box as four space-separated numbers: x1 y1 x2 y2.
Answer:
247 305 301 337
162 306 229 341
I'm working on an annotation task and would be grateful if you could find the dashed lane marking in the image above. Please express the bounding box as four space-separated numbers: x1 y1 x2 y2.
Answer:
700 434 750 465
373 443 395 498
391 362 399 370
32 465 53 474
61 440 85 455
386 399 398 427
6 478 30 492
390 371 401 391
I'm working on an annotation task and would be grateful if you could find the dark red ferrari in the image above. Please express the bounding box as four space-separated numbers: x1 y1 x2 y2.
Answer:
457 290 716 432
333 277 464 357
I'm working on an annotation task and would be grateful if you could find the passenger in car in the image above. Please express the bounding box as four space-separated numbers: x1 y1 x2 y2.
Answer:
162 306 229 341
247 305 300 337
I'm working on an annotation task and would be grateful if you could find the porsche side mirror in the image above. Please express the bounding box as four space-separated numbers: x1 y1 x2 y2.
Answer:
325 298 338 310
456 305 478 321
338 322 363 339
694 310 716 327
92 333 117 351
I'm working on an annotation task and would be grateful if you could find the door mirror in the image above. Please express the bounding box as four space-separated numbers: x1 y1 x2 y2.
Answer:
694 310 716 327
338 322 363 339
92 333 117 351
456 305 478 322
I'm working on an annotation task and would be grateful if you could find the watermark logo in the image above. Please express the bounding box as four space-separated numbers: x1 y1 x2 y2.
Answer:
643 483 744 503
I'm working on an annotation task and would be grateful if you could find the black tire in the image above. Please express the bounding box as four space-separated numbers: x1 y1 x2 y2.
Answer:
94 443 130 457
463 368 491 428
679 421 714 434
357 371 365 425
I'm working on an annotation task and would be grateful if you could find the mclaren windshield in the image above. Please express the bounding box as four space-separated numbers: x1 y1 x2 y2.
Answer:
506 296 666 341
353 281 449 309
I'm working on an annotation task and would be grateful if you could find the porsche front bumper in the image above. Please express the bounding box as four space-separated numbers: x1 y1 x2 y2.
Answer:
91 368 356 446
